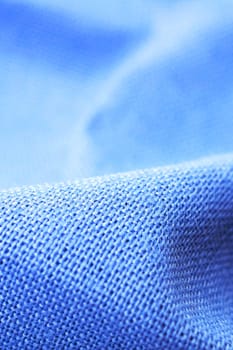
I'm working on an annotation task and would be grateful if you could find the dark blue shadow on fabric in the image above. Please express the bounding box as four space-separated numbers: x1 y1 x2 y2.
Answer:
0 1 142 75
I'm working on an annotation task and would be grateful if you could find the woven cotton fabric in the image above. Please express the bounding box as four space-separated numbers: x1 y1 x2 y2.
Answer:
1 1 233 348
1 155 233 349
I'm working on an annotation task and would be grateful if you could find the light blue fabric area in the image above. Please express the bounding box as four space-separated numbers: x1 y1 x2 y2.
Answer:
1 1 233 187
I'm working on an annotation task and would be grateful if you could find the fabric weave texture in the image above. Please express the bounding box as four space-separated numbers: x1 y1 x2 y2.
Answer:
1 156 233 349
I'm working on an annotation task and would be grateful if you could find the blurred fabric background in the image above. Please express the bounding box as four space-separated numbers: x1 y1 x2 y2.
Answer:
1 0 233 188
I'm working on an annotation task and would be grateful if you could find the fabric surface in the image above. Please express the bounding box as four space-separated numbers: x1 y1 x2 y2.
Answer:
1 1 233 349
1 0 233 187
0 157 233 349
1 156 233 349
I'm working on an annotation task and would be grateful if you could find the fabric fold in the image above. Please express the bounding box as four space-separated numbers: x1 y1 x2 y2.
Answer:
1 155 233 349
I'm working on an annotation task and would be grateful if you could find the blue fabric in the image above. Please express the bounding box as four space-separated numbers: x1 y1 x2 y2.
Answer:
1 0 233 187
1 156 233 349
1 1 233 349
